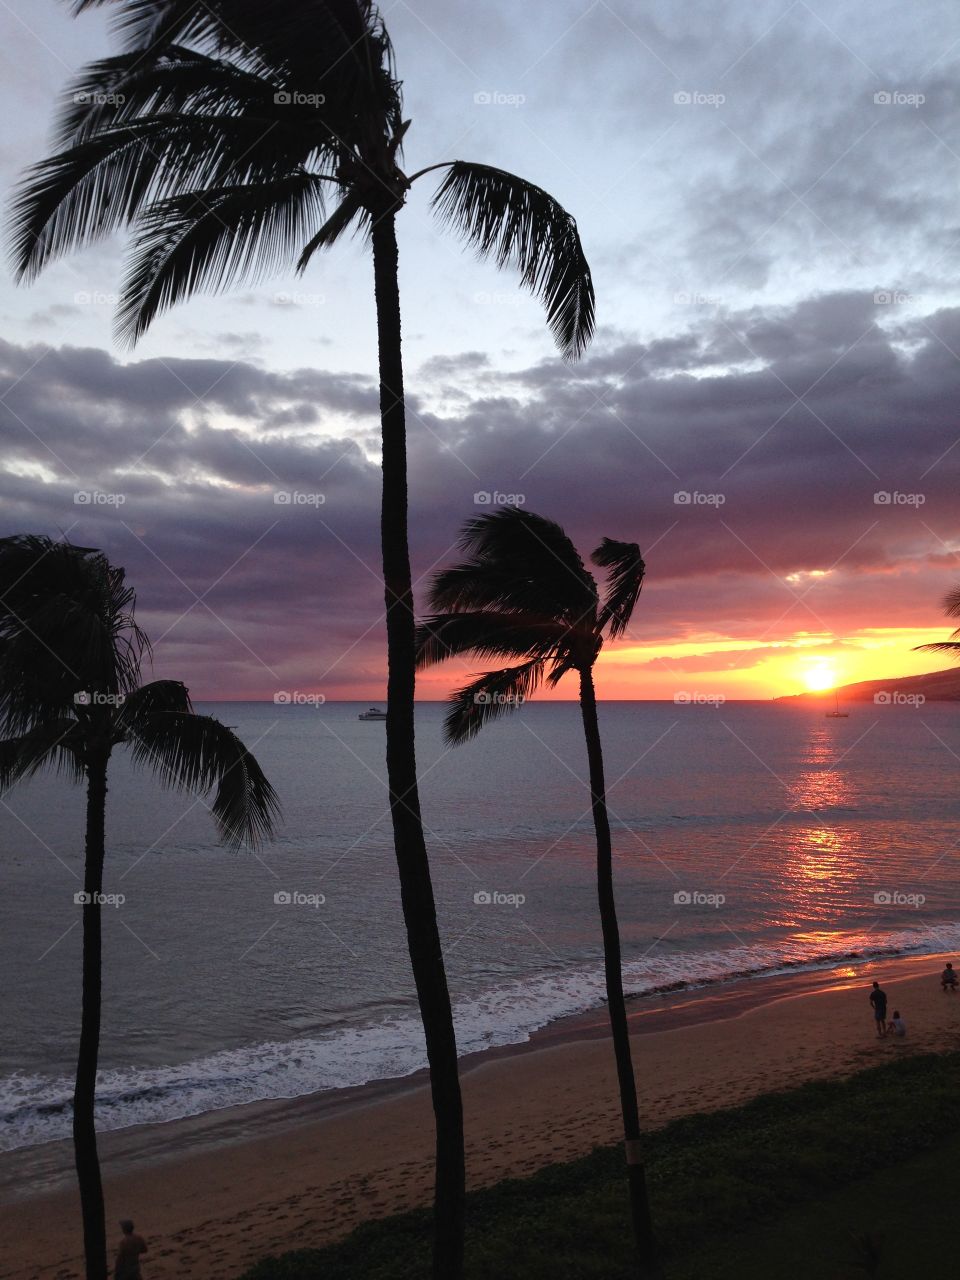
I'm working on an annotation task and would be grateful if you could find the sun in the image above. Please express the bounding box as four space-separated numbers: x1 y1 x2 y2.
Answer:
803 662 837 692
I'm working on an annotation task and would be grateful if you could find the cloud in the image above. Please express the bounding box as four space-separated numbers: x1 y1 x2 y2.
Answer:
1 288 957 696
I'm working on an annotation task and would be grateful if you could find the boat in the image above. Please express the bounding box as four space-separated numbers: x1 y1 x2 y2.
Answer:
825 691 849 719
358 706 387 721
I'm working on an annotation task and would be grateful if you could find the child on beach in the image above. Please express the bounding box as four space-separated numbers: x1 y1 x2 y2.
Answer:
113 1220 147 1280
941 963 958 992
890 1010 906 1037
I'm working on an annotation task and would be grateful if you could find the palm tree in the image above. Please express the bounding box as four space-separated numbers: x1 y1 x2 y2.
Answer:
8 6 594 1272
0 534 279 1280
415 508 659 1279
916 586 960 657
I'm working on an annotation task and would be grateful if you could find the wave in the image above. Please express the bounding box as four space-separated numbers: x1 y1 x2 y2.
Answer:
4 919 960 1153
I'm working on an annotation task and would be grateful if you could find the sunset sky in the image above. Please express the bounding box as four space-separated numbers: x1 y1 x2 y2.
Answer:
1 0 958 700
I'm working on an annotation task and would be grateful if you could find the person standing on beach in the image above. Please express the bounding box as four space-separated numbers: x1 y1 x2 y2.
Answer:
869 982 888 1037
113 1220 147 1280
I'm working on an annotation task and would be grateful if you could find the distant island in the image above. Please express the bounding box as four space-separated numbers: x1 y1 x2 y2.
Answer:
778 666 960 704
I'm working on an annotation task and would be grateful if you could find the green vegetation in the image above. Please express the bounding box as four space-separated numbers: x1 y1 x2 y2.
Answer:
241 1050 960 1280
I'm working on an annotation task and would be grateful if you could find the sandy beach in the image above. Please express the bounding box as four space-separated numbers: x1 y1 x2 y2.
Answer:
3 952 959 1280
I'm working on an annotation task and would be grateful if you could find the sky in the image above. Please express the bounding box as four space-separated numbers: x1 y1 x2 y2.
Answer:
1 0 959 700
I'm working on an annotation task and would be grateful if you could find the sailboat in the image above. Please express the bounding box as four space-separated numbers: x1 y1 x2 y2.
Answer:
825 690 849 719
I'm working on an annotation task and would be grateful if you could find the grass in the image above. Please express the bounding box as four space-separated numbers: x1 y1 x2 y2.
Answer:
240 1050 960 1279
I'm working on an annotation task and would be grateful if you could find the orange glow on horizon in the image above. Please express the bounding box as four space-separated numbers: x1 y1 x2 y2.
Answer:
408 627 952 703
585 626 948 700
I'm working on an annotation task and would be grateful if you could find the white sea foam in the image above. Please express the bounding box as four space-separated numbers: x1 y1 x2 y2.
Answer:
4 921 959 1152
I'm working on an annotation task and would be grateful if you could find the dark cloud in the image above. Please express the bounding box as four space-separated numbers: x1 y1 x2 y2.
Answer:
1 289 957 696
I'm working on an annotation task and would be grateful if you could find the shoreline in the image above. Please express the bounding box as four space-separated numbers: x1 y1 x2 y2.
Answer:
0 949 954 1205
3 949 960 1278
0 942 942 1198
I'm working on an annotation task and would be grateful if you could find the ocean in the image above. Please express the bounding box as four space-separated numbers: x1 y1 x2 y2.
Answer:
2 699 959 1155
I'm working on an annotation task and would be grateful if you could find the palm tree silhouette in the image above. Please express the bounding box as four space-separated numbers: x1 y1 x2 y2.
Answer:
916 586 960 657
0 535 279 1280
415 508 659 1278
9 10 594 1271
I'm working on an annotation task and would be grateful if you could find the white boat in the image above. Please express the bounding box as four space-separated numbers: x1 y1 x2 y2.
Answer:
358 706 387 721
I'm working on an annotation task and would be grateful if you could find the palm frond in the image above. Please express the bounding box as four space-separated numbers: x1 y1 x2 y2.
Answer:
431 161 595 359
297 189 369 270
0 721 85 791
428 509 598 625
545 656 577 688
116 172 328 343
0 536 147 732
119 679 192 722
128 711 279 847
73 0 390 92
443 660 545 746
10 115 301 282
915 642 960 654
416 611 562 669
56 47 282 146
942 586 960 619
592 538 645 640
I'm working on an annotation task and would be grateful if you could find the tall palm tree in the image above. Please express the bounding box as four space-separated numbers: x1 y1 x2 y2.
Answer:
916 586 960 657
8 7 594 1272
415 508 659 1279
0 534 279 1280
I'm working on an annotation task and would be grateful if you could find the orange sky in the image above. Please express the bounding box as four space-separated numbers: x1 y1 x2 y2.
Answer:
413 626 952 702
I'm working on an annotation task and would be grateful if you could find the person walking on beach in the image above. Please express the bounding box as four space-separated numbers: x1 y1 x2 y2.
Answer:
113 1220 147 1280
869 982 888 1037
941 963 958 992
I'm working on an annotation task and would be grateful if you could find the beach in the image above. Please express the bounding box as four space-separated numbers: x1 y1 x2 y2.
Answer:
2 951 959 1279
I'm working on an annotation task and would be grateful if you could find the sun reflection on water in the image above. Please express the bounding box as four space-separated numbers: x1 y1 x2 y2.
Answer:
773 723 865 927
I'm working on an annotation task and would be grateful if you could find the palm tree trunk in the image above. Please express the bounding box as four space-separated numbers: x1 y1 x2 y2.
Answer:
578 667 660 1278
371 206 466 1280
74 752 108 1280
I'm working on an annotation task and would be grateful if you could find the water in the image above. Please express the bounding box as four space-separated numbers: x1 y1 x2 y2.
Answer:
2 699 959 1153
